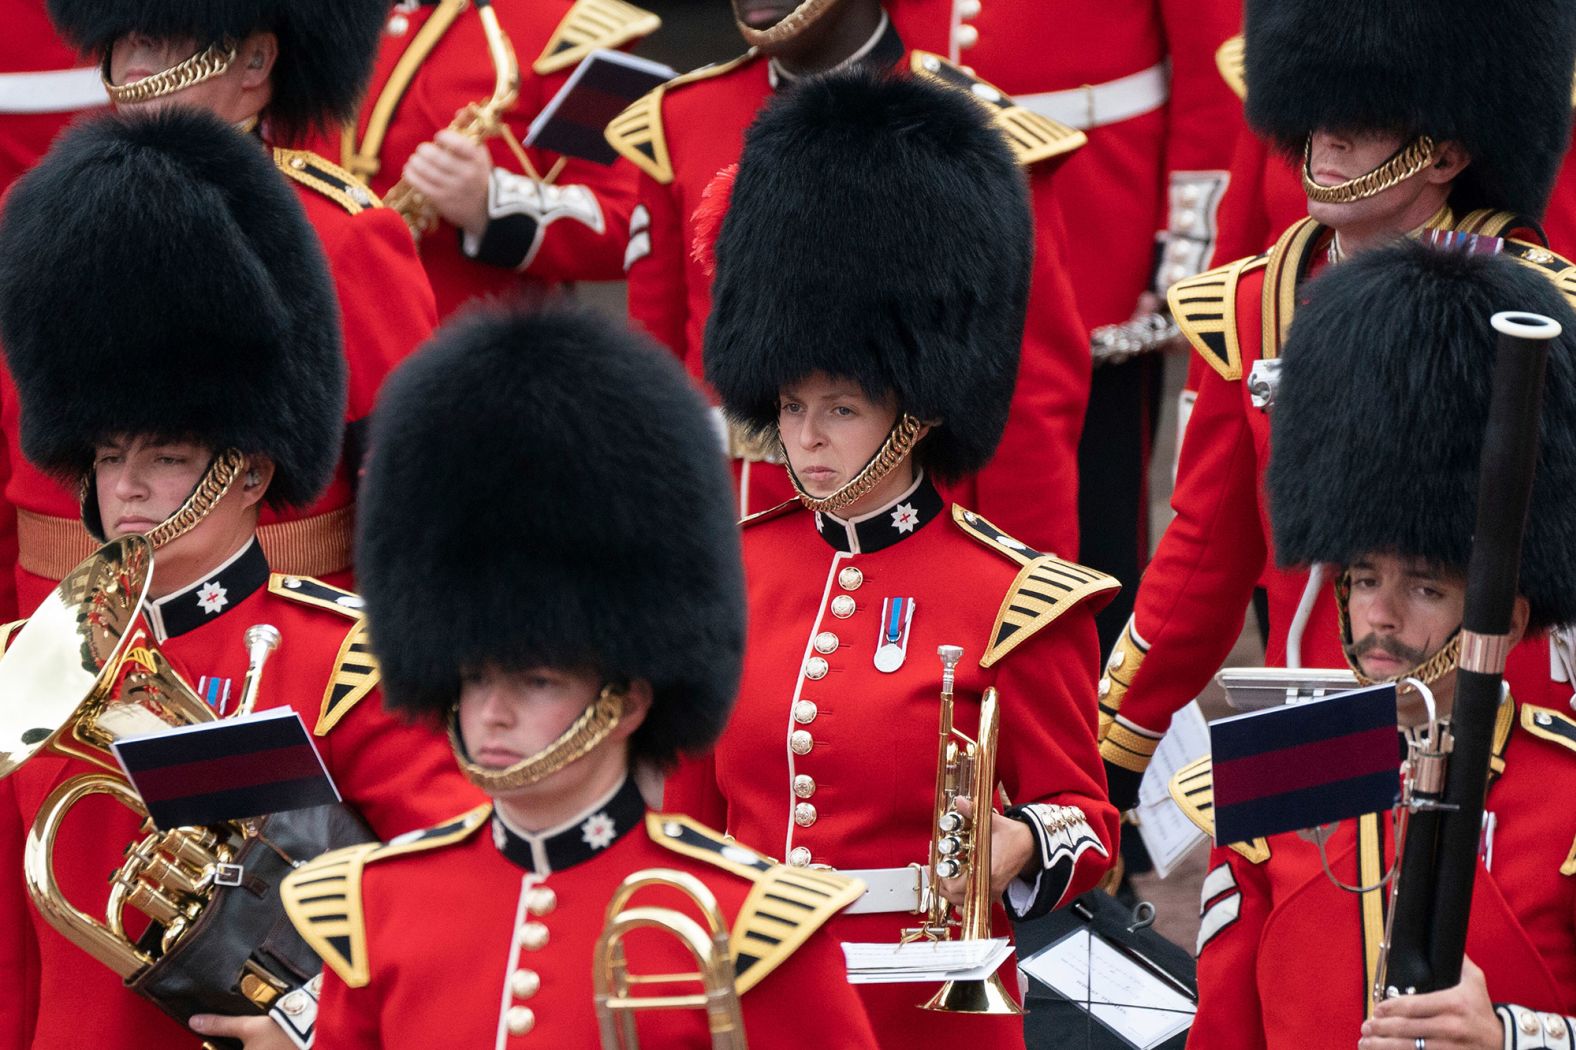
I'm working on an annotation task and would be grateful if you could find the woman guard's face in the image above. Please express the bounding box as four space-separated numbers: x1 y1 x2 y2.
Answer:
457 667 605 772
777 372 899 499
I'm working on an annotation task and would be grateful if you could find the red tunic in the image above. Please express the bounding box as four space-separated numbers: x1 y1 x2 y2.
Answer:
0 552 482 1050
322 0 652 319
618 34 1093 555
300 791 881 1049
664 480 1118 1047
1188 696 1576 1048
0 146 437 620
0 0 105 192
1097 213 1569 803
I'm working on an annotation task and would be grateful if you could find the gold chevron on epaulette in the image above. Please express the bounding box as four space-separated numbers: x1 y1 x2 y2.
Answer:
909 51 1085 166
649 813 775 878
1169 757 1269 863
534 0 661 75
273 148 381 214
605 52 754 184
1216 35 1245 101
1522 704 1576 756
731 865 864 994
270 574 368 621
1167 254 1262 381
316 621 381 737
280 843 381 988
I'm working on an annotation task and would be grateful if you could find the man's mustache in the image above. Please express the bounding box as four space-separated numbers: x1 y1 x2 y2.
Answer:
1344 632 1429 668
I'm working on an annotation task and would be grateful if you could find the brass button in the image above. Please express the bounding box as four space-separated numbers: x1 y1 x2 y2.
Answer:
793 700 818 724
1107 648 1125 670
289 156 307 169
505 1005 536 1035
814 631 840 654
519 922 549 951
789 730 813 755
958 0 981 15
509 969 541 999
1098 678 1112 697
526 887 557 916
1521 1010 1541 1036
1545 1014 1566 1038
838 566 864 591
804 656 828 680
793 774 816 798
1536 711 1554 726
830 595 856 618
954 23 979 48
788 846 812 867
1180 185 1201 207
794 802 818 827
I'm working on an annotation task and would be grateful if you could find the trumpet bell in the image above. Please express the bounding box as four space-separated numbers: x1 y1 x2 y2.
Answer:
923 971 1024 1016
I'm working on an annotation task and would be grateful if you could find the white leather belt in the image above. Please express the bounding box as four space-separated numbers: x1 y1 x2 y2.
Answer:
840 865 926 915
1016 61 1169 131
0 67 108 114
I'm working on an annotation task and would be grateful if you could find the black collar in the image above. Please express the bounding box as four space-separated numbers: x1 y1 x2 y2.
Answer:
146 539 270 640
814 472 943 554
491 776 646 875
768 9 905 92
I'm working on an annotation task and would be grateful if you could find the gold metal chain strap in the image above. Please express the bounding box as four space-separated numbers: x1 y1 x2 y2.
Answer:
1302 135 1438 206
781 413 924 514
143 448 246 549
448 685 627 792
101 41 238 106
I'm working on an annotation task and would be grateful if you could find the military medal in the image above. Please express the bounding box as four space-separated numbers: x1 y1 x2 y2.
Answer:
874 596 914 673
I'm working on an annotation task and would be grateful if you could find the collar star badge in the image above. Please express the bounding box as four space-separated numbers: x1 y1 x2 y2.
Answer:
195 580 228 614
580 811 617 850
890 502 919 533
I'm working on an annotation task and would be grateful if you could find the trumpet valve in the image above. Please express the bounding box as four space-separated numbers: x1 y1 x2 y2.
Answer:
935 858 962 880
936 834 963 857
165 827 225 869
119 877 184 927
138 853 203 897
938 810 967 835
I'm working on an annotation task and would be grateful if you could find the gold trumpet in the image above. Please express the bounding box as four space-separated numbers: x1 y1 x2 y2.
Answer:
383 0 523 241
903 644 1022 1015
0 537 297 1010
593 868 748 1049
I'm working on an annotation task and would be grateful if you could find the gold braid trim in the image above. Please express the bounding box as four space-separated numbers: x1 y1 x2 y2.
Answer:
143 449 246 550
735 0 842 46
448 685 626 791
781 414 923 514
1301 135 1437 205
101 41 237 105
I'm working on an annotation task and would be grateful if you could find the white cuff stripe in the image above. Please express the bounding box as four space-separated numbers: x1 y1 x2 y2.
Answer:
1196 891 1240 956
1199 863 1236 911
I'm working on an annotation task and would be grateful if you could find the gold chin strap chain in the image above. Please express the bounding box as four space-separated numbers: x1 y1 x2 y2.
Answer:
101 40 238 106
449 685 628 793
1334 570 1463 692
1302 135 1438 205
139 448 246 550
782 413 924 515
735 0 843 47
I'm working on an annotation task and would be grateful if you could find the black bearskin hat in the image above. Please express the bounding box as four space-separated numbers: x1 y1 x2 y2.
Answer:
1268 241 1576 630
0 108 345 509
48 0 387 141
704 68 1030 480
1243 0 1576 218
357 305 746 768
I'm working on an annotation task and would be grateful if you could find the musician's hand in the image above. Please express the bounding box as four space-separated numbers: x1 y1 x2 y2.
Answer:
1357 956 1502 1050
936 797 1035 907
401 128 492 238
189 1012 297 1049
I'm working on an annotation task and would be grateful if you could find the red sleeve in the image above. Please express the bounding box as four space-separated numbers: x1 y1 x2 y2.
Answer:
1188 847 1271 1050
996 603 1120 915
0 417 17 623
317 693 484 840
1100 362 1266 803
1209 129 1278 269
0 775 38 1050
623 168 691 361
316 208 439 424
312 967 381 1050
962 175 1086 558
661 750 730 833
741 924 880 1050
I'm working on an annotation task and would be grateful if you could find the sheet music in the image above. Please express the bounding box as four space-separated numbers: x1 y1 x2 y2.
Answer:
841 938 1013 984
1134 700 1209 877
1019 928 1195 1048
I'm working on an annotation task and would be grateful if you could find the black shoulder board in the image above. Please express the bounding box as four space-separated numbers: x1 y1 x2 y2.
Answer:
274 148 382 215
1522 704 1576 755
909 51 1085 167
270 573 368 621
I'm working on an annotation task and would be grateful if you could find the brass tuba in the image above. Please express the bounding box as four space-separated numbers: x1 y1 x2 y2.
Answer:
0 536 367 1027
902 644 1023 1015
382 0 522 241
593 868 748 1049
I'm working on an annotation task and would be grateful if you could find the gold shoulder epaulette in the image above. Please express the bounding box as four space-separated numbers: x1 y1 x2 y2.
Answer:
739 499 800 529
1167 253 1266 382
535 0 661 75
648 814 864 994
1522 704 1576 755
1454 208 1528 238
273 148 382 215
1216 35 1245 101
281 805 491 988
605 52 755 184
1169 756 1270 864
950 506 1120 667
909 51 1085 167
268 574 380 734
1501 238 1576 311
